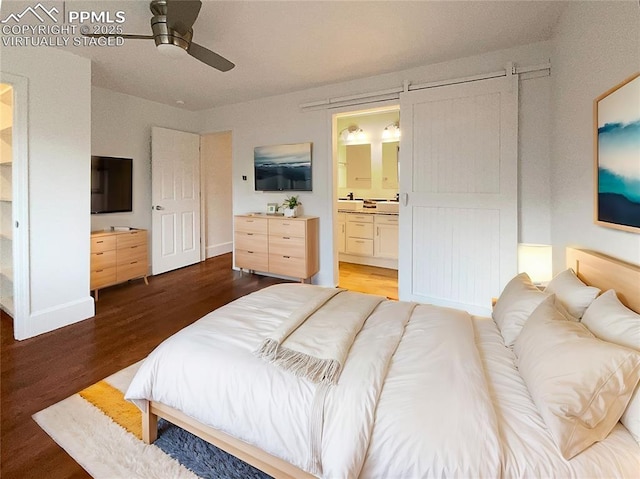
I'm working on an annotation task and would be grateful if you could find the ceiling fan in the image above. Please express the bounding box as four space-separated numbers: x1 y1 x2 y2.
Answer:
83 0 234 72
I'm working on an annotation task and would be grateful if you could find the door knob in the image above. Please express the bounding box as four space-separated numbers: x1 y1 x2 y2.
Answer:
153 205 165 211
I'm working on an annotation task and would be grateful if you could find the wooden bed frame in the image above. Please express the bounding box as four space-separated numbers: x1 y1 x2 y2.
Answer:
141 247 640 479
566 247 640 313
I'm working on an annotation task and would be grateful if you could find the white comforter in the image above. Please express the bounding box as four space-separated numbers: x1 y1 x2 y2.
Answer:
126 284 640 478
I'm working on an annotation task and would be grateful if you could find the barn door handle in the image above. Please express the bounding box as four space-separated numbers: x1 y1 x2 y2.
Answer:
401 193 409 206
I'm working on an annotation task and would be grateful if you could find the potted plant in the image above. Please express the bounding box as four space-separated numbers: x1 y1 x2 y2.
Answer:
282 195 301 218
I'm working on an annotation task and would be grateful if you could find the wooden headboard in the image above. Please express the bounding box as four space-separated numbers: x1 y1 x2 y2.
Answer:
566 248 640 313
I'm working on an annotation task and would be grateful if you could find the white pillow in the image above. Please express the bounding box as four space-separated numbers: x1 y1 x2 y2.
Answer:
492 273 546 347
545 268 600 319
582 290 640 350
582 289 640 444
514 295 640 459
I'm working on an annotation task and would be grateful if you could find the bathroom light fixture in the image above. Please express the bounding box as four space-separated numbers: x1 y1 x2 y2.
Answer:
382 121 401 140
339 125 365 142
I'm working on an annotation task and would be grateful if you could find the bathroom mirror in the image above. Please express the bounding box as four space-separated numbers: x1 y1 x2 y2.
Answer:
346 144 372 189
382 141 399 189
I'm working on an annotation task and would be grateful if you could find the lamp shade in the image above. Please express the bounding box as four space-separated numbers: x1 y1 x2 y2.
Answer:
518 244 553 284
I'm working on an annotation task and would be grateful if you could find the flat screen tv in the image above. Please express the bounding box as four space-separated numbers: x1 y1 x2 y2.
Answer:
254 142 312 191
91 156 133 214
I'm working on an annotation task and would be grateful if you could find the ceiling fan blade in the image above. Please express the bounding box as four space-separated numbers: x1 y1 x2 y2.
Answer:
167 0 202 36
188 42 235 72
81 33 154 40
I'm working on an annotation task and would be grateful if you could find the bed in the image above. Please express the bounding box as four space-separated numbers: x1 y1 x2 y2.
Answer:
126 247 640 478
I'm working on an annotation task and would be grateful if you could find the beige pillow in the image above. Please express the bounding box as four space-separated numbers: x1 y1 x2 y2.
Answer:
492 273 546 347
545 268 600 319
581 290 640 444
514 295 640 459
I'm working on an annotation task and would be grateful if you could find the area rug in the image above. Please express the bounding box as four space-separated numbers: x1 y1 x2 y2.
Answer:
33 362 271 479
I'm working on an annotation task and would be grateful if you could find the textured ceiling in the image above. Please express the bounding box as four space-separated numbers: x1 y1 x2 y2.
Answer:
45 1 567 110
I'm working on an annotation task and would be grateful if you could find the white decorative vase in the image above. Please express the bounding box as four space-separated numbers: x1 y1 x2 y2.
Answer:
283 206 298 218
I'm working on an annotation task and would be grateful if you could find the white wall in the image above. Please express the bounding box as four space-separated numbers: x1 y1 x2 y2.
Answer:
1 47 94 339
200 41 554 286
201 131 233 258
91 87 201 238
550 1 640 271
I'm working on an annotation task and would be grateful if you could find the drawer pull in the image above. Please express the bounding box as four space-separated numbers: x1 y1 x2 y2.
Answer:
96 252 103 256
131 232 138 235
97 240 104 244
377 227 380 236
248 251 254 254
247 233 254 236
130 261 138 265
96 269 103 272
356 240 365 244
131 245 138 249
246 220 254 223
283 255 290 259
282 223 290 226
283 236 290 240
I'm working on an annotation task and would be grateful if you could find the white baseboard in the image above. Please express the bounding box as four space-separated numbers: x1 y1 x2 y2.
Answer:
206 241 233 259
15 296 95 340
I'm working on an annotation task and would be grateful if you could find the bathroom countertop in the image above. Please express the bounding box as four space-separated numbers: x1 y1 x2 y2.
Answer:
337 209 398 216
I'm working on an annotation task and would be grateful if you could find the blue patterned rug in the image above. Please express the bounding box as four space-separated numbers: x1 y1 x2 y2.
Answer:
155 419 272 479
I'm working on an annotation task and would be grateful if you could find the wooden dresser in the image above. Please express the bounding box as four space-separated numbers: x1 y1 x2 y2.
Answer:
234 215 319 282
90 229 149 300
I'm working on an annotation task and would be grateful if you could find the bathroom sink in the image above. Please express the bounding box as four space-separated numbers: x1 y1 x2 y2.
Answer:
376 201 399 213
337 199 364 211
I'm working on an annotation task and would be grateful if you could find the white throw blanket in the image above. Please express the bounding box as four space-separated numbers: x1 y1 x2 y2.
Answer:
255 288 384 385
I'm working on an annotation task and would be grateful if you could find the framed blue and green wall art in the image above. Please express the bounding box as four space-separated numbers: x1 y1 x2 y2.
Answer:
594 73 640 233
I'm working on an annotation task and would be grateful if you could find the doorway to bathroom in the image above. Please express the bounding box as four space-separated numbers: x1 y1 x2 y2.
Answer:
333 105 399 299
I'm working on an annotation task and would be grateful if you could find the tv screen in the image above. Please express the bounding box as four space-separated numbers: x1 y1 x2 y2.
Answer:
254 142 312 191
91 156 133 214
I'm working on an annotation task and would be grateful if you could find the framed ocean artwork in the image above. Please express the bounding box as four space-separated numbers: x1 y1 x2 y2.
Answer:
254 142 312 192
594 73 640 233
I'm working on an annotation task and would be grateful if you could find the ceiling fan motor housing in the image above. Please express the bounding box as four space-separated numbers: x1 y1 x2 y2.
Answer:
151 15 192 50
150 0 192 51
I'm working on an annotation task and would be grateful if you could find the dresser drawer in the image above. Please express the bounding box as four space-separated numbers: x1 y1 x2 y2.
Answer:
91 266 117 289
234 232 268 253
346 221 374 239
346 237 374 256
91 235 116 253
235 216 268 234
116 230 147 249
269 235 306 257
268 253 306 279
91 250 116 271
235 250 269 272
117 245 148 266
347 214 373 223
375 215 398 225
116 260 147 282
268 218 306 237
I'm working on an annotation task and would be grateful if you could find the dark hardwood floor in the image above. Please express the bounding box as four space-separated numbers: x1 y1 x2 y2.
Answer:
0 254 287 479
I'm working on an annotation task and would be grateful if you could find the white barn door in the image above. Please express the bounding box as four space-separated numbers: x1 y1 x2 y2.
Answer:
151 126 201 275
398 75 518 315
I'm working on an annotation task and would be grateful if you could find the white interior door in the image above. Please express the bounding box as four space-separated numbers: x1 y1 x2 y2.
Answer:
398 75 518 315
151 126 201 275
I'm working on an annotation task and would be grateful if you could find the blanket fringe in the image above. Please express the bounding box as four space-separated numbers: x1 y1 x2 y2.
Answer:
257 344 342 385
255 338 279 361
